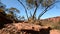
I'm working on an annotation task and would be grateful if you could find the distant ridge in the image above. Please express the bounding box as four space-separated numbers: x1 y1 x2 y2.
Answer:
41 16 60 20
41 16 60 23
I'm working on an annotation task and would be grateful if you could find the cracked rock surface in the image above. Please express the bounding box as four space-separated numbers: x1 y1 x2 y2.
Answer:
0 23 60 34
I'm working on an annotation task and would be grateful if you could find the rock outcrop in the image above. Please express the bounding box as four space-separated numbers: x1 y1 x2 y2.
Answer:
0 23 51 34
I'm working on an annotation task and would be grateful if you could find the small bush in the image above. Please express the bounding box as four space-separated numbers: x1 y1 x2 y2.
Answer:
53 25 60 30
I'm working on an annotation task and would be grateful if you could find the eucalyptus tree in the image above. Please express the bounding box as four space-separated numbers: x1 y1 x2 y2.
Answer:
26 0 60 24
26 0 56 19
17 0 60 25
6 7 20 22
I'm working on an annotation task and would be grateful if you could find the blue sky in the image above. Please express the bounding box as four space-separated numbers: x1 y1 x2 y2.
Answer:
1 0 60 19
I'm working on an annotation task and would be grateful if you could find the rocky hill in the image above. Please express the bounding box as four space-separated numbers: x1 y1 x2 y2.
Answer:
40 16 60 26
41 16 60 23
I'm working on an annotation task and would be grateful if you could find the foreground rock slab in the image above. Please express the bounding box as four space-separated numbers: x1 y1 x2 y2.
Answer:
0 23 59 34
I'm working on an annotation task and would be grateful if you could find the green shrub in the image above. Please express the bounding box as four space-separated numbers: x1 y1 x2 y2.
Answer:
53 25 60 30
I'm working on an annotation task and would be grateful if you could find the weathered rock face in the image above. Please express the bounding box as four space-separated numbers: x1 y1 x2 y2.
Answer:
0 23 52 34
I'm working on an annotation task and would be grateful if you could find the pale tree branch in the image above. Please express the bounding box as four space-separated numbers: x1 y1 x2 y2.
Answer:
32 0 43 20
32 6 38 19
30 11 32 17
18 0 29 20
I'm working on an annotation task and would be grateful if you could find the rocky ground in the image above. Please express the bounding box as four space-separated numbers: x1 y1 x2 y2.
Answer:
0 23 60 34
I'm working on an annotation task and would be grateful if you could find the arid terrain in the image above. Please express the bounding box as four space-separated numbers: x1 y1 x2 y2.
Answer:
0 0 60 34
0 16 60 34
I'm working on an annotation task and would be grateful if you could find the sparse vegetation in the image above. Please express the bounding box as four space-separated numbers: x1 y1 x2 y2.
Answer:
0 0 60 34
54 25 60 30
